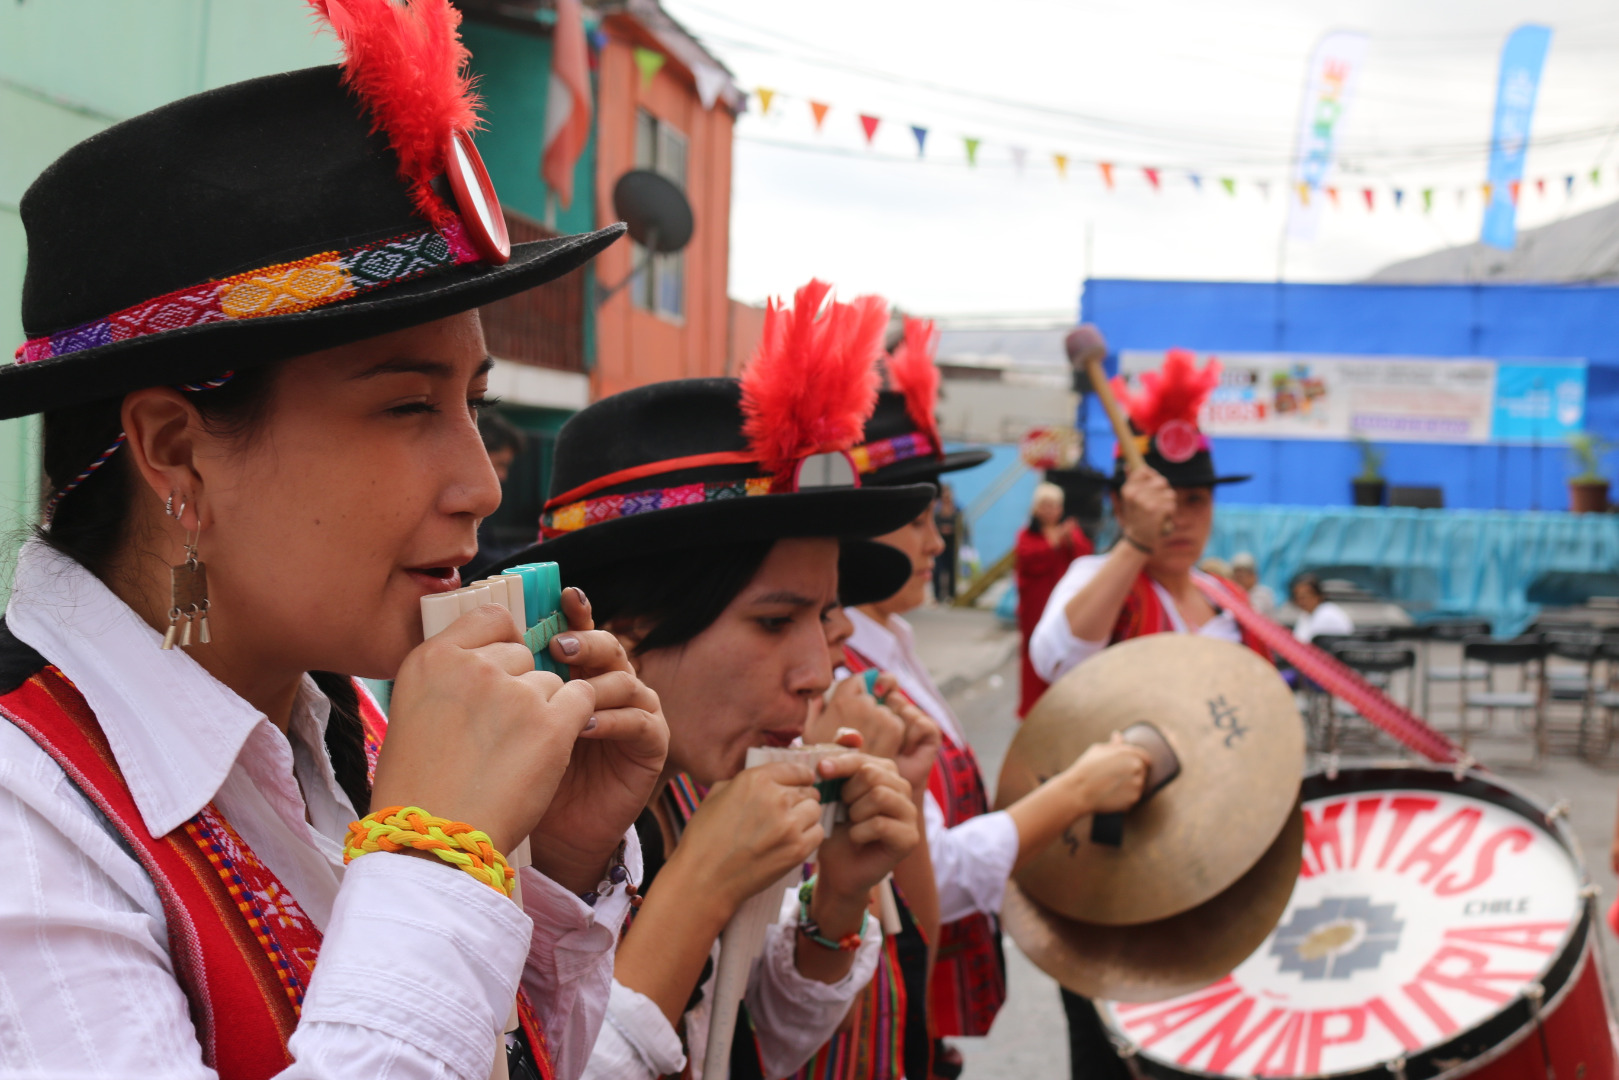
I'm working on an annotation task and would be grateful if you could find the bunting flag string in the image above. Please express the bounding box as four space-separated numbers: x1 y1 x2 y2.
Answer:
736 84 1618 213
633 47 666 90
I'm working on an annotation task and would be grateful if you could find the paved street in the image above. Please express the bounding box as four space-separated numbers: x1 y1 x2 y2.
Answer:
907 605 1619 1078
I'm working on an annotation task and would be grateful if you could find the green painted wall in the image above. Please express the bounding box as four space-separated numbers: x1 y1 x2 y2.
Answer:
0 3 334 598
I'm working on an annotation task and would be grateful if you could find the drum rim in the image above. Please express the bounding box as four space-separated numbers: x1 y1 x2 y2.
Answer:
1104 763 1596 1080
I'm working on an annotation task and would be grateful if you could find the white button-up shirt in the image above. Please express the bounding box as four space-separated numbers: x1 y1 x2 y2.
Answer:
0 539 632 1080
1029 556 1242 684
844 610 1019 924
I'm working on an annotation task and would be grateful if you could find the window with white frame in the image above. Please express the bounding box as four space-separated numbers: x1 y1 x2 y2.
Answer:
631 109 687 321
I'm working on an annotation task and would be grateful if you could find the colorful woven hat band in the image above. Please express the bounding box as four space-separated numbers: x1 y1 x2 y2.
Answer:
538 444 873 539
15 217 483 366
849 431 938 474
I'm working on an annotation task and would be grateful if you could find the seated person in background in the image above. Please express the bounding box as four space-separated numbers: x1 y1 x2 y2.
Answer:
1290 572 1355 642
1231 552 1277 616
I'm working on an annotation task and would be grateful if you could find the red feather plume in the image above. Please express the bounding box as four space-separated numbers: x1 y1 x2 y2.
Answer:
741 280 886 487
1110 347 1221 435
309 0 481 227
887 316 942 447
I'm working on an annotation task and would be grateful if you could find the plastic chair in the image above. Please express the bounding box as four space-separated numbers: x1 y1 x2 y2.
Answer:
1321 643 1418 755
1460 637 1548 765
1421 619 1493 720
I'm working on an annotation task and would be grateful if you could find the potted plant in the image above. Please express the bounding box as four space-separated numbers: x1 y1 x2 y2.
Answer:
1568 433 1612 513
1352 436 1386 507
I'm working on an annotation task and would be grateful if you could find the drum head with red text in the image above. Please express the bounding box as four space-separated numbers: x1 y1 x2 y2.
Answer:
1104 768 1584 1078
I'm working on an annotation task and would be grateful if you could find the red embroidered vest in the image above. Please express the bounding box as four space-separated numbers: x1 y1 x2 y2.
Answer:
842 645 1006 1040
0 640 553 1079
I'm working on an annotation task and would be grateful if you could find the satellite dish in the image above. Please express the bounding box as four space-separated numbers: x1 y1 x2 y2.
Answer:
612 169 693 254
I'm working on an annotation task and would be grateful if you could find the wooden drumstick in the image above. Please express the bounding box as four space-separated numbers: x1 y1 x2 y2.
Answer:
1065 325 1173 537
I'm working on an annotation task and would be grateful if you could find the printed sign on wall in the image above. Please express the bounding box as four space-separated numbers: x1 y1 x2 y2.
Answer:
1117 352 1586 445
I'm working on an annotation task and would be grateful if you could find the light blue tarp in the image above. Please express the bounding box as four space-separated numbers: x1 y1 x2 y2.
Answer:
1205 505 1619 636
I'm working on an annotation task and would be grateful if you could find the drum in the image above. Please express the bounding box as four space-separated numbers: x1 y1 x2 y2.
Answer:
1102 765 1618 1080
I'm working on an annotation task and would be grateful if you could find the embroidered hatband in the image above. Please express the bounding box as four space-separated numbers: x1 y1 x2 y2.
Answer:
849 432 937 475
15 218 482 365
541 476 774 538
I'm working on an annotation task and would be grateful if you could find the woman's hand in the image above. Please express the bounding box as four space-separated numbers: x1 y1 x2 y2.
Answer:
811 676 941 800
813 753 919 907
665 760 826 916
1063 733 1151 814
1117 464 1175 551
374 604 597 854
530 587 670 895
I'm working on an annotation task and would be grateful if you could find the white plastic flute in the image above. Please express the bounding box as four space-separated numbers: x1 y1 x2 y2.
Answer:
702 744 848 1080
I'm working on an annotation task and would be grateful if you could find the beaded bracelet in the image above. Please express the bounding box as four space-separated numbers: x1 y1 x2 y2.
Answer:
796 876 868 952
580 839 640 908
344 806 515 898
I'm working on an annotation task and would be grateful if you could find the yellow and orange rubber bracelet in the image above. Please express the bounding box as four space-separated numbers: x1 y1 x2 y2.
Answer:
344 806 515 898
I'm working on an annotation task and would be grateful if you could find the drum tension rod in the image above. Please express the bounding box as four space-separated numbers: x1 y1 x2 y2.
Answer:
1389 1054 1408 1080
1546 799 1571 823
1522 982 1555 1080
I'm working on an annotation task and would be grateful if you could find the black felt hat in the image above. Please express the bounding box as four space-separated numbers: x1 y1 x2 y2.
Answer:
1106 350 1249 489
854 390 991 487
488 378 935 582
2 61 622 421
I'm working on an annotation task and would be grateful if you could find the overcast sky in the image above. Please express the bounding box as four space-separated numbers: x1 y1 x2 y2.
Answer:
663 0 1619 318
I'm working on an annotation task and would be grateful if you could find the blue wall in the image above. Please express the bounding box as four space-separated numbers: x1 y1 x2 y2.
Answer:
1079 280 1619 511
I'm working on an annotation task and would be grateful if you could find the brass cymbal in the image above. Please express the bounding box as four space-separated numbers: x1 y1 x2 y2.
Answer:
996 635 1303 925
1001 804 1303 1003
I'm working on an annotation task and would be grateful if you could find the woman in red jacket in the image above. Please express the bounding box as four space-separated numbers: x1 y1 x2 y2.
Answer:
1014 482 1092 716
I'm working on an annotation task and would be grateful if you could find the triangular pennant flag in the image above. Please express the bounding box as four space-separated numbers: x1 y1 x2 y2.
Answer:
633 47 666 90
963 137 980 166
1536 177 1546 197
1011 147 1028 174
1219 177 1235 196
755 87 775 115
1296 182 1310 207
1394 188 1405 208
1189 172 1203 191
1457 187 1466 206
1362 187 1374 210
1053 153 1069 179
1099 162 1115 189
1422 188 1433 211
858 114 881 145
1482 181 1493 203
1592 168 1602 185
911 125 928 157
1143 167 1161 191
1566 174 1577 195
1509 180 1521 204
1256 179 1271 200
1326 186 1339 207
809 101 831 130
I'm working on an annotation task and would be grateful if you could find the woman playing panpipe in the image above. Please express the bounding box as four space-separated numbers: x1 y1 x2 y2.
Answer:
832 318 1152 1077
491 282 929 1080
1027 349 1268 1079
0 4 666 1077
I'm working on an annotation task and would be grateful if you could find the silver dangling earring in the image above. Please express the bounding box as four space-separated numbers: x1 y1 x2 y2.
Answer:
161 497 211 650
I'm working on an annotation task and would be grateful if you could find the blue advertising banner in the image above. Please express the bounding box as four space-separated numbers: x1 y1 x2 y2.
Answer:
1491 360 1587 441
1482 24 1552 250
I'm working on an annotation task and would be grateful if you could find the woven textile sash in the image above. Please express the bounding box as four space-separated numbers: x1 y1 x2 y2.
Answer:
841 644 1007 1039
848 432 936 475
0 664 554 1079
541 476 773 538
15 219 481 365
1193 575 1465 764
